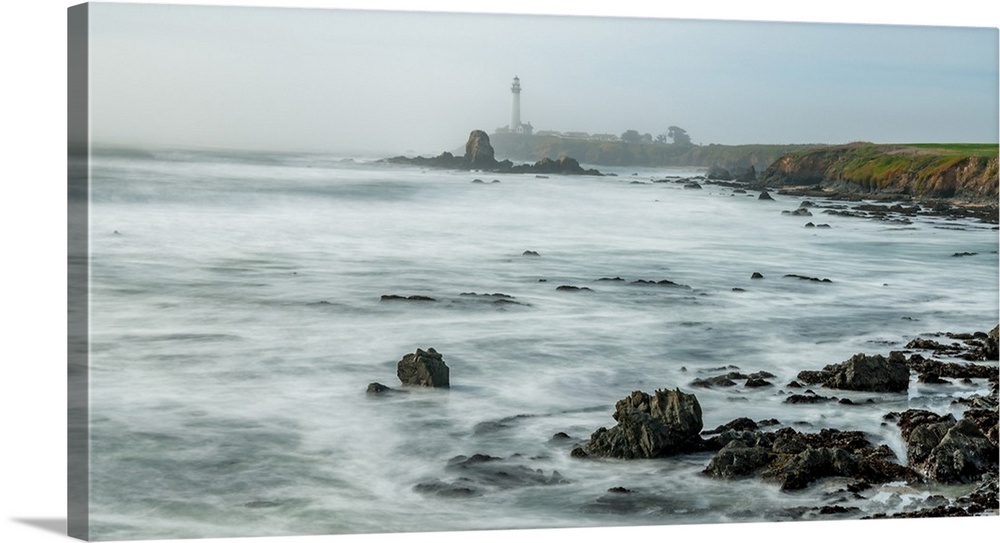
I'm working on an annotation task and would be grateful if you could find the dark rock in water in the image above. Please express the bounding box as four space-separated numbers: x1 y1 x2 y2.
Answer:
804 222 816 228
384 129 602 175
691 375 739 388
703 417 760 435
782 208 813 216
796 352 910 393
550 432 573 442
684 182 703 190
764 447 860 491
597 276 625 282
751 272 765 279
522 250 540 257
471 179 484 184
381 294 437 302
630 279 690 289
918 372 950 384
816 223 832 228
874 472 999 518
906 353 996 380
758 191 774 201
580 389 705 459
952 252 978 257
705 426 912 491
703 439 772 478
581 487 682 515
397 347 450 388
783 274 832 283
414 453 567 497
465 130 496 169
745 377 774 388
906 329 998 361
366 382 402 395
412 480 478 498
556 285 592 292
906 418 997 483
785 393 836 404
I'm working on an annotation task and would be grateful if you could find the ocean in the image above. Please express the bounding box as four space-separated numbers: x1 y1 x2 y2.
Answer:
83 147 998 540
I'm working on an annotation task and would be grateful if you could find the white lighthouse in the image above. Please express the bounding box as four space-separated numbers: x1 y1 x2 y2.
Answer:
506 76 533 135
510 76 522 131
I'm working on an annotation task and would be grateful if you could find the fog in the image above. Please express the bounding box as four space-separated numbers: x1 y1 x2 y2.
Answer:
87 1 999 156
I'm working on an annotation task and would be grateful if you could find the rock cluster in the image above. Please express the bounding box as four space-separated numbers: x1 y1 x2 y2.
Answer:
703 425 911 491
796 352 910 392
572 389 705 459
385 130 602 175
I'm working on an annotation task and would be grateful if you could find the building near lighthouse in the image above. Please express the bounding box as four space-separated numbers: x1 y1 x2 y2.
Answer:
497 76 533 135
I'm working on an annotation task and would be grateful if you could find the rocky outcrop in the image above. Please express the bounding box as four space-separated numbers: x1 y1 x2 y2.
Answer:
759 143 999 207
796 352 910 392
397 347 450 387
702 425 912 491
574 389 705 459
385 130 602 175
891 410 998 483
464 129 496 169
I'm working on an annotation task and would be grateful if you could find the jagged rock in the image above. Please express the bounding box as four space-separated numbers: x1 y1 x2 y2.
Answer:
796 352 909 393
465 129 497 169
758 191 774 201
910 419 998 483
703 440 772 478
581 389 705 459
704 425 911 491
751 272 764 279
397 348 450 388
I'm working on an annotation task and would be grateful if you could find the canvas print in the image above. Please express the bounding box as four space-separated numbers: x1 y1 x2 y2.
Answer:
68 2 999 541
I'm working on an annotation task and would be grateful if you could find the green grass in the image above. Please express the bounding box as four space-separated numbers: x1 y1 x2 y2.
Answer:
900 143 999 156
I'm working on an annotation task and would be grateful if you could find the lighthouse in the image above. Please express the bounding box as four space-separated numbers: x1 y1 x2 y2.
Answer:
510 76 522 131
505 76 532 135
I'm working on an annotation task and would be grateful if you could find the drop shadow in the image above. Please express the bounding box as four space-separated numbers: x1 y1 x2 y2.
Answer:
11 517 66 536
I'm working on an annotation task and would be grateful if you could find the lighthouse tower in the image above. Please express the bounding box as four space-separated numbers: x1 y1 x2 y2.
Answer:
509 76 522 132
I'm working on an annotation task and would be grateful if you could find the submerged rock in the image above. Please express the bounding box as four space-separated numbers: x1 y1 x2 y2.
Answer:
577 389 705 459
414 453 567 498
397 348 450 388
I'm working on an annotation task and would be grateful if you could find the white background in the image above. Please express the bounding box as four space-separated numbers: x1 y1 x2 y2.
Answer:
1 1 998 543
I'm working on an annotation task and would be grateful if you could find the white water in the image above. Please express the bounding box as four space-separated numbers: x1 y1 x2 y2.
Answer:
86 149 998 540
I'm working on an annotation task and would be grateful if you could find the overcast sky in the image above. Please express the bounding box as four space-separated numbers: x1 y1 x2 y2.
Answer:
86 1 999 155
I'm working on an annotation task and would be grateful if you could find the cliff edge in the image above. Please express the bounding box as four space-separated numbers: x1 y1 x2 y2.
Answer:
759 143 998 206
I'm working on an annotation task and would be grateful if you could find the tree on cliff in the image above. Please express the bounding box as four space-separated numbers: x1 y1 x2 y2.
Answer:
668 126 693 146
620 129 642 144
